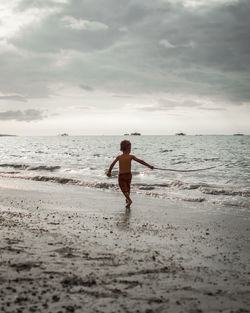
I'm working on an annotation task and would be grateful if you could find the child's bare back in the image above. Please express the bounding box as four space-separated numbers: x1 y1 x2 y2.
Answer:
118 154 132 174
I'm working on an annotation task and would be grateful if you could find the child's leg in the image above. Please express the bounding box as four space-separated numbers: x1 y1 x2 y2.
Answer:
119 188 131 203
119 174 132 206
123 191 132 206
124 181 132 206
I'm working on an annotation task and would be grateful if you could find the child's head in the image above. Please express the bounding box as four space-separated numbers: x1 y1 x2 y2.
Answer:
120 140 131 152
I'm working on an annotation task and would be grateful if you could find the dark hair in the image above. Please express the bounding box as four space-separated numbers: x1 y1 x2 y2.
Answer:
120 140 131 151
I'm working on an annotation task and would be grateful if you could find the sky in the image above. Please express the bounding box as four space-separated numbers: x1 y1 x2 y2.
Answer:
0 0 250 135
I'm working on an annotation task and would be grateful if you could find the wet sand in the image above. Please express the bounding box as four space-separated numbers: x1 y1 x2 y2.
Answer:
0 177 249 313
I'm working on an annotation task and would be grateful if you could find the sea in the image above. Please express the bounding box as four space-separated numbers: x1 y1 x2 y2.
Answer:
0 135 249 211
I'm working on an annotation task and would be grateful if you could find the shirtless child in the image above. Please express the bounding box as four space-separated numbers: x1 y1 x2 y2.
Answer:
107 140 154 207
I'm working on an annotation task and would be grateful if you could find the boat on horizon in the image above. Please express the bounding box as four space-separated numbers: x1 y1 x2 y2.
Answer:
175 132 186 136
124 132 141 136
58 133 69 136
130 132 141 136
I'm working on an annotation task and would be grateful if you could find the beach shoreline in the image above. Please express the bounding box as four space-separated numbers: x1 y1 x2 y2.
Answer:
0 177 249 313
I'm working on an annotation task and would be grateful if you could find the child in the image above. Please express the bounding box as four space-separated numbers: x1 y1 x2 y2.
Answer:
107 140 154 207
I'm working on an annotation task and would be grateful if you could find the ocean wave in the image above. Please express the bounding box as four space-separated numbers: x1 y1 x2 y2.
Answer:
182 197 205 202
1 167 248 199
211 200 250 209
204 158 220 161
138 186 155 190
31 176 80 184
0 163 61 172
35 150 48 154
199 186 250 197
138 190 206 203
135 180 250 199
0 163 29 169
167 180 209 190
160 149 173 153
138 181 204 190
0 171 20 174
32 177 117 190
0 172 249 208
0 172 116 190
29 166 61 171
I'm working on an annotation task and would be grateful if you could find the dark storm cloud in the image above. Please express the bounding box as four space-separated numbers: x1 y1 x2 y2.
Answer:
2 0 250 104
12 0 118 53
0 109 46 121
0 50 54 98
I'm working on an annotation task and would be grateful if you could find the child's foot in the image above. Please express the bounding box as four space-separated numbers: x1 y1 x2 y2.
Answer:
126 199 132 208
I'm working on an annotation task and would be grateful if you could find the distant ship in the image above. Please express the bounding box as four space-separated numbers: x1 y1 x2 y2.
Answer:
175 132 186 136
130 132 141 136
58 133 69 136
0 134 16 137
123 132 141 136
233 133 244 136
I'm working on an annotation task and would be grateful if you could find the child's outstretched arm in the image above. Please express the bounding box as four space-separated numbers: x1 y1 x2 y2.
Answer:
107 156 119 177
132 155 154 169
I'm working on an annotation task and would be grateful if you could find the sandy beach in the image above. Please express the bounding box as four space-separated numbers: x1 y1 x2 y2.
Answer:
0 177 249 313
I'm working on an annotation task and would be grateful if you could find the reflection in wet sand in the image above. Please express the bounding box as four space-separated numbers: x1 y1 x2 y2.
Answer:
116 207 131 230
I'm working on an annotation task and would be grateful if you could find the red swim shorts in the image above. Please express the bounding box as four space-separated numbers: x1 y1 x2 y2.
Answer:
118 173 132 193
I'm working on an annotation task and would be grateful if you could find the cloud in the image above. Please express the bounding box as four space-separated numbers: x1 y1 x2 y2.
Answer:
0 0 249 105
140 98 202 111
199 106 226 111
0 1 62 40
0 109 46 121
119 27 128 32
159 39 175 49
112 94 133 98
16 0 68 10
79 84 94 91
0 95 27 102
62 16 109 31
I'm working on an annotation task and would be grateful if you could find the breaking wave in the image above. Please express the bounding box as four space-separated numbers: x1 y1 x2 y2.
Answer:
0 163 61 172
0 172 249 209
0 172 116 189
0 135 249 211
0 163 29 169
199 186 250 197
211 200 250 209
29 165 61 171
